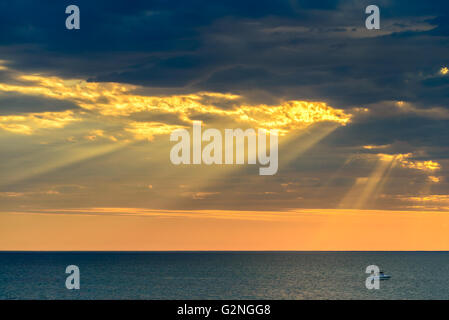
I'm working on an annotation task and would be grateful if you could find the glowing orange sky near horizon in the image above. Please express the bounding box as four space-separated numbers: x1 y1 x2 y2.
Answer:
1 208 449 251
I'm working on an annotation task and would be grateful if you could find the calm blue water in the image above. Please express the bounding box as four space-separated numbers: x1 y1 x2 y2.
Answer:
1 252 449 300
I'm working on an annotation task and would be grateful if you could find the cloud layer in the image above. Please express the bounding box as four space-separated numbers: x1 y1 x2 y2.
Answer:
0 0 448 213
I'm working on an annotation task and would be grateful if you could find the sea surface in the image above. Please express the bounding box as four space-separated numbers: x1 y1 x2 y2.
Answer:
1 252 449 300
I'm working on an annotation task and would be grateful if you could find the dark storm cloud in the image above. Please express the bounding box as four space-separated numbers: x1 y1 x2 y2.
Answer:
0 0 447 104
0 93 80 115
323 113 449 161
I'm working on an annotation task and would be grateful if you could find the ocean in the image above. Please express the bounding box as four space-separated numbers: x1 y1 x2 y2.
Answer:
1 252 448 300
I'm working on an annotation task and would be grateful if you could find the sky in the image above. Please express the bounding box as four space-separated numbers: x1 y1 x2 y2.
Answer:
1 0 449 250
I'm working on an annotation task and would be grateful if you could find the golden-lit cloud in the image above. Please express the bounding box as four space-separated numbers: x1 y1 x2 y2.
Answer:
84 129 118 142
377 153 440 172
125 121 185 141
428 176 440 183
407 195 449 203
0 63 351 139
235 101 350 134
396 194 449 210
0 110 79 134
363 144 390 150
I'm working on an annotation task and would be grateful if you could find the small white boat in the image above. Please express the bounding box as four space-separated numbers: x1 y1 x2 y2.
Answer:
375 272 391 280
